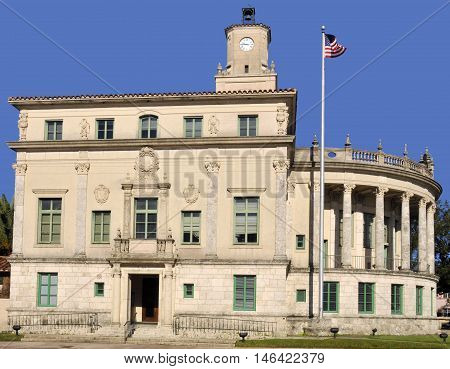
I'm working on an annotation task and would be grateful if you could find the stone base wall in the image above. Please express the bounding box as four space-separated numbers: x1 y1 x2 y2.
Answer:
0 298 9 331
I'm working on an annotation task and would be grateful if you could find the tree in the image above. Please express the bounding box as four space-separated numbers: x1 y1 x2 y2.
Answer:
435 200 450 292
0 194 13 256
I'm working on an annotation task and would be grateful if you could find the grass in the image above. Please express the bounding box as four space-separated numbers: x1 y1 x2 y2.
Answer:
236 335 450 349
0 332 23 342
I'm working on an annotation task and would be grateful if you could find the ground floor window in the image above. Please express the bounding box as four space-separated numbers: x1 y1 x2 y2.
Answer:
323 282 339 313
391 284 403 315
416 286 423 315
296 289 306 302
358 283 375 314
233 275 256 311
37 273 58 307
94 282 104 297
183 283 194 298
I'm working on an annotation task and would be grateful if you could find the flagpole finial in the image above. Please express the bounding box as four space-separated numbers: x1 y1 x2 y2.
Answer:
321 25 325 33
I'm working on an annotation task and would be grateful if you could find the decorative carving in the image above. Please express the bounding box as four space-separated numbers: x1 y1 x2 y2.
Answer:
134 147 159 179
94 184 110 204
287 178 296 193
428 202 436 213
12 163 27 175
419 198 428 208
273 160 290 173
205 161 220 173
375 186 389 197
208 115 220 136
276 104 289 135
75 162 90 174
401 191 414 201
18 112 28 141
80 119 90 139
343 183 356 193
183 184 200 204
313 183 320 192
115 228 122 239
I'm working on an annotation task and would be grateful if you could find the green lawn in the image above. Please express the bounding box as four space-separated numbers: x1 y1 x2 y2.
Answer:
0 332 23 342
236 335 450 349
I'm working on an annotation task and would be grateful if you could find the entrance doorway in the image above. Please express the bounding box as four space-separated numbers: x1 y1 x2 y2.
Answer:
142 276 159 322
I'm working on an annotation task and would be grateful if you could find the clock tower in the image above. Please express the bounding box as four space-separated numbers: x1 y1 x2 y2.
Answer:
215 8 277 92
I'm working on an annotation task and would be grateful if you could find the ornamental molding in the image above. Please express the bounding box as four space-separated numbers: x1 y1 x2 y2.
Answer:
75 162 90 175
273 160 290 173
205 161 220 173
12 163 27 175
80 119 90 139
343 183 356 194
18 112 28 141
208 115 219 136
276 104 289 135
375 186 389 197
401 191 414 201
134 147 159 180
94 184 110 204
183 184 200 204
287 178 296 193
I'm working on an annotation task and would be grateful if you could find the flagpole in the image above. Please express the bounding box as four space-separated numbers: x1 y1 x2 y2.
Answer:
318 25 326 319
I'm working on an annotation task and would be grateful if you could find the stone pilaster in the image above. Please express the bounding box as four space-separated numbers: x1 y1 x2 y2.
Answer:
375 186 389 269
205 161 220 258
401 192 413 270
342 183 355 268
418 198 428 272
311 182 320 269
427 203 436 275
111 264 121 324
74 162 90 256
11 163 27 256
158 184 170 239
273 160 289 260
162 264 173 327
122 181 133 239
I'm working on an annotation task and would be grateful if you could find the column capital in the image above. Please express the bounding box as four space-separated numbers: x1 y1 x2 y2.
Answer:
375 186 389 197
205 161 220 173
12 163 27 175
419 198 428 208
343 183 356 193
428 202 436 213
272 160 290 173
401 191 414 201
75 162 90 175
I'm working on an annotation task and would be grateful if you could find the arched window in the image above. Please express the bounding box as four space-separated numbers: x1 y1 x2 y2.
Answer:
139 115 158 139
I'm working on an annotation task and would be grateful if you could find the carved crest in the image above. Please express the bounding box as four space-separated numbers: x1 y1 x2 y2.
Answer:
80 119 90 139
276 104 289 135
18 112 28 140
94 184 110 204
208 115 219 136
134 147 159 179
183 184 200 204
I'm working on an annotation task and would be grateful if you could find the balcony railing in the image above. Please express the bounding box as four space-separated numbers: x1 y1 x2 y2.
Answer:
112 237 175 258
352 255 376 270
385 257 402 271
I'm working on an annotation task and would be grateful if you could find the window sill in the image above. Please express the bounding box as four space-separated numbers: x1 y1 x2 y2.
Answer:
34 244 63 248
90 243 111 248
231 245 262 249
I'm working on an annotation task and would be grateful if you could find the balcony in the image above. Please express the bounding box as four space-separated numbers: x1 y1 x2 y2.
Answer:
112 237 175 260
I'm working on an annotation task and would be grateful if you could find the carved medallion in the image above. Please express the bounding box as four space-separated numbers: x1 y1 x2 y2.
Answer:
183 184 200 204
94 184 110 204
134 147 159 179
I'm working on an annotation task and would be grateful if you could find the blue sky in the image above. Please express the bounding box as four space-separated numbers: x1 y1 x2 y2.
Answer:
0 0 448 200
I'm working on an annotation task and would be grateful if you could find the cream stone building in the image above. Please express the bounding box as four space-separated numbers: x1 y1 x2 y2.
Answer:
6 9 442 338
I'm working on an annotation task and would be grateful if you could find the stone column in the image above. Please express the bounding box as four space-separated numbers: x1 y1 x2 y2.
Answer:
11 163 27 256
122 182 133 239
427 203 436 275
75 162 90 256
342 183 355 268
401 192 413 270
375 186 389 269
111 264 121 324
205 161 220 258
311 183 320 269
162 264 173 327
418 198 428 273
273 160 290 260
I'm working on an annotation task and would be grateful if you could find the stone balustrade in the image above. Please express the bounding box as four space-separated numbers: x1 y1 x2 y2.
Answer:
112 237 174 258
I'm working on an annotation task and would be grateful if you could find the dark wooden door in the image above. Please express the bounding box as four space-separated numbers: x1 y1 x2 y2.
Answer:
142 277 159 322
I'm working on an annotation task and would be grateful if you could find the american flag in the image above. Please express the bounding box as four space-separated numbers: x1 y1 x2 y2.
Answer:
324 33 346 58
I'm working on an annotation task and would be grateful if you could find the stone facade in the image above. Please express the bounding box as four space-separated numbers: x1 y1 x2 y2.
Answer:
4 12 442 338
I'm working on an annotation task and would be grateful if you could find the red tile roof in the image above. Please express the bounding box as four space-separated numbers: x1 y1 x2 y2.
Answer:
0 257 10 272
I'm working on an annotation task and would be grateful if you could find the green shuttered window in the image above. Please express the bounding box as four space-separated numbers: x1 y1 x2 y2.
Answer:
38 198 62 244
45 121 63 141
296 234 305 250
239 115 257 136
184 117 202 138
358 283 375 314
391 284 403 315
416 286 423 315
37 273 58 307
140 115 158 138
135 198 158 240
92 211 110 243
233 275 256 311
183 284 194 298
323 282 339 313
182 211 200 244
296 289 306 302
96 119 114 139
94 282 104 297
234 197 259 244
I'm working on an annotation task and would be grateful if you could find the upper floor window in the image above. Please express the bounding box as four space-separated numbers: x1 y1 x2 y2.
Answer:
140 115 158 139
135 198 157 240
96 119 114 140
92 211 111 244
45 121 63 141
391 284 403 315
239 115 257 137
38 198 62 244
184 117 202 138
182 211 200 244
234 197 259 244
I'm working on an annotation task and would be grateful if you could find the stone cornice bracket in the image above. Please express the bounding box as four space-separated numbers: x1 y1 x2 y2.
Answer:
273 160 290 173
18 111 28 141
12 163 27 175
343 183 356 193
401 191 414 201
375 186 389 197
205 161 220 173
75 162 90 175
419 198 428 208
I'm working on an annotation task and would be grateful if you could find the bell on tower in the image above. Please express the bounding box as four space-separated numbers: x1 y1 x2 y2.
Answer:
242 7 255 24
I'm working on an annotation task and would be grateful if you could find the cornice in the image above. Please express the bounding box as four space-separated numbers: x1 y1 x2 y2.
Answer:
7 135 295 152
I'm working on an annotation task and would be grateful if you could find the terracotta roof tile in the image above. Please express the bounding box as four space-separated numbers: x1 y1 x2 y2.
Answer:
0 257 10 272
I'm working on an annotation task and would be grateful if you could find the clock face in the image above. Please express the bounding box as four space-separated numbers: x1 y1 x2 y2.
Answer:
239 37 254 51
